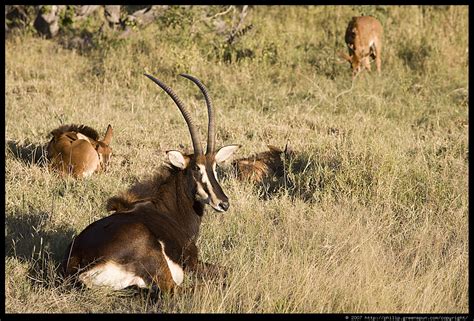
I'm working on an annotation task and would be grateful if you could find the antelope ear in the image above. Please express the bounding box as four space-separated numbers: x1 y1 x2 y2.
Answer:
284 141 293 155
102 124 113 145
215 144 241 164
167 150 189 169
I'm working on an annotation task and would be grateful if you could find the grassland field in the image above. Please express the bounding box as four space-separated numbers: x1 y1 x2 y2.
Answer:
5 5 468 313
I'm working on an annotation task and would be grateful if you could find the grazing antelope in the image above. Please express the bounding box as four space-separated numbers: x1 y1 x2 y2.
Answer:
232 143 294 184
339 16 383 77
62 73 240 294
47 124 113 178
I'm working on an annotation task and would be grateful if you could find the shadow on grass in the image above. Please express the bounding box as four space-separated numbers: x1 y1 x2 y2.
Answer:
256 153 314 201
4 208 172 307
6 139 49 167
5 209 76 288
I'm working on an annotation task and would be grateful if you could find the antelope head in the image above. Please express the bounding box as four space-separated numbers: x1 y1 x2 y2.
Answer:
77 124 114 172
338 50 364 77
94 124 113 171
145 73 240 212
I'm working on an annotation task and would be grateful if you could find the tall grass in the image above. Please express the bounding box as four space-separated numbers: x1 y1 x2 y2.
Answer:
5 6 468 313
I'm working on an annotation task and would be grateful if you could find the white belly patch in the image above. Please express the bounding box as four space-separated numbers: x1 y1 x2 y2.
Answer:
79 261 147 290
159 241 184 286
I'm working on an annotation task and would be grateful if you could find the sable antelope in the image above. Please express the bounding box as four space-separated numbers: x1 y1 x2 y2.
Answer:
339 16 383 77
62 74 240 293
47 124 113 178
232 143 294 184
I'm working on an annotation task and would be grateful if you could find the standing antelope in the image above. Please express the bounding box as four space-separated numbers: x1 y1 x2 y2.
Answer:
62 74 240 293
47 124 113 178
339 16 383 77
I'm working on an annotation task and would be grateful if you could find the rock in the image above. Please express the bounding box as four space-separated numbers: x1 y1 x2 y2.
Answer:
33 5 64 38
104 5 121 28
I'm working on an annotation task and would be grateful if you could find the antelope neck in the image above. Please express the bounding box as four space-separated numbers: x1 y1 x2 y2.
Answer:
173 169 204 241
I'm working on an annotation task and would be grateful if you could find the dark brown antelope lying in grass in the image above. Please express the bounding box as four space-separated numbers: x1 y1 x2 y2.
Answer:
47 124 113 178
339 16 383 78
232 143 293 184
62 73 240 293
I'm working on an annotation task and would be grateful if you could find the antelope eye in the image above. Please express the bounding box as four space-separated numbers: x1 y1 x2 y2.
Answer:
192 164 200 172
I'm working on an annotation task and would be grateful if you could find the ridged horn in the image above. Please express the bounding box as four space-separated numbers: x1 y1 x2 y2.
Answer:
144 73 203 155
179 74 215 154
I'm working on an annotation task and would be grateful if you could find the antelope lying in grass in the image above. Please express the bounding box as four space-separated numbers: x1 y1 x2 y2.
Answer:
339 16 383 77
232 143 293 183
62 73 240 293
47 124 113 178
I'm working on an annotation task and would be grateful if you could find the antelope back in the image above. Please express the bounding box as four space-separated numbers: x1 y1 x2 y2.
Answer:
47 124 113 178
233 144 293 183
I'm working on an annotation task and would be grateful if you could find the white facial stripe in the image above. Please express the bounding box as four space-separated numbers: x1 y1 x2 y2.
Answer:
196 164 222 209
207 183 218 202
205 168 221 206
196 181 209 201
196 164 210 201
198 164 209 184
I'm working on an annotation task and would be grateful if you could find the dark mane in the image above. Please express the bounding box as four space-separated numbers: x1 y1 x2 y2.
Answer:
129 162 178 196
49 124 100 140
106 162 178 212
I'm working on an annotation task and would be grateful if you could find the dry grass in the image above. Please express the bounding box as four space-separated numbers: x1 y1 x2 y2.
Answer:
5 5 468 313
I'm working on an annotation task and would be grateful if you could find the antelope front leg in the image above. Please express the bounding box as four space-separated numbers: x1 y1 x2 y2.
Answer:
363 57 372 72
195 261 229 280
375 45 382 74
186 257 229 280
183 242 229 280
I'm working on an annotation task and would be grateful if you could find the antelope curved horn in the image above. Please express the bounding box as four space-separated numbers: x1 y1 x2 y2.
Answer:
144 73 203 155
180 74 215 154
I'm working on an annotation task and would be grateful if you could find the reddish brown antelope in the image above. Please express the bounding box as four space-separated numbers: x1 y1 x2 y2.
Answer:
339 16 383 77
232 143 294 184
62 73 240 293
47 124 113 178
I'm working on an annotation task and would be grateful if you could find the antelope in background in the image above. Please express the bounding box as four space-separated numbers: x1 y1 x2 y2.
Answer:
47 124 113 178
232 143 294 184
339 16 383 77
62 73 240 293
